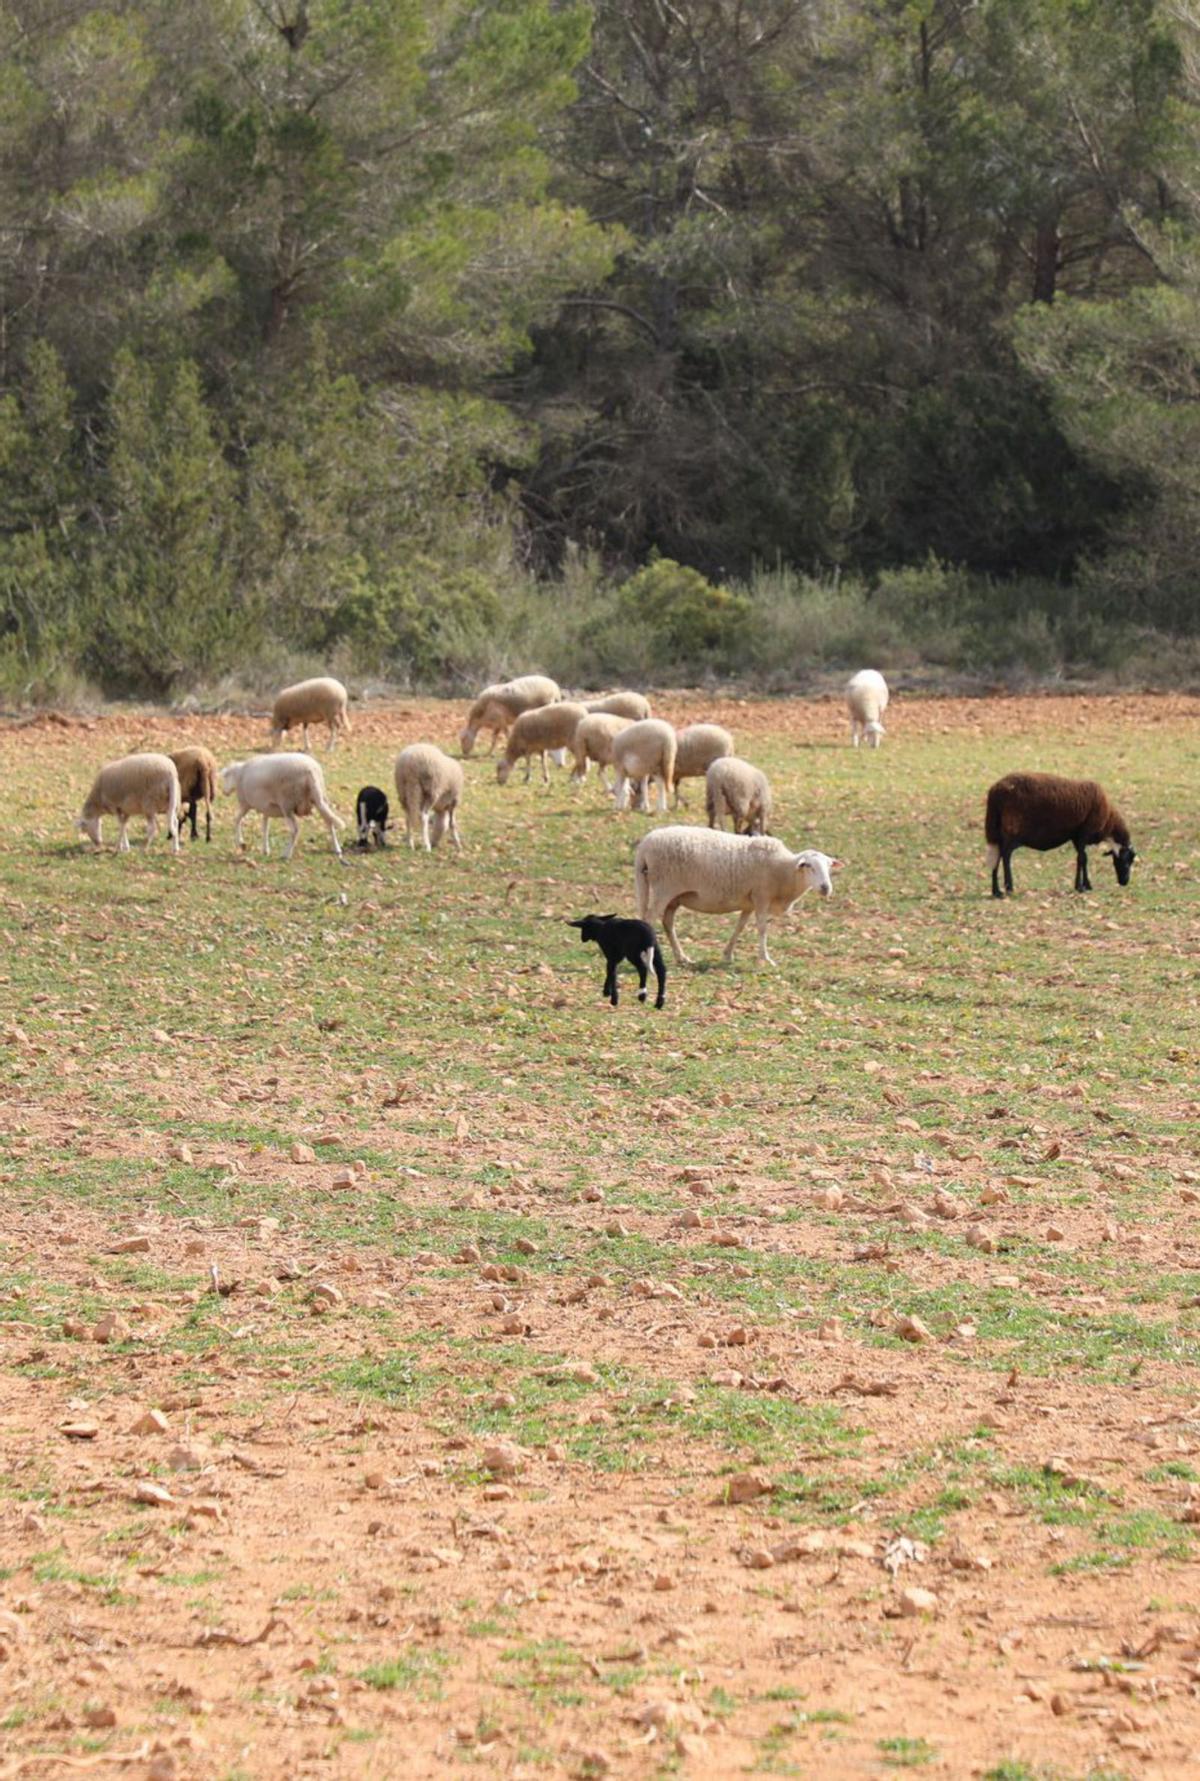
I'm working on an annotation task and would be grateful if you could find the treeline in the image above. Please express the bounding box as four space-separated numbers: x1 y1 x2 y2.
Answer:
2 0 1200 698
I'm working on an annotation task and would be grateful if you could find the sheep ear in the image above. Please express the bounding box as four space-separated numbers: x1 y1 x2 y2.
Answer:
566 918 585 928
828 858 845 872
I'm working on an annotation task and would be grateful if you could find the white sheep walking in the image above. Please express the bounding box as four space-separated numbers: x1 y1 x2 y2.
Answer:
270 677 351 751
672 723 734 805
221 755 345 860
394 744 464 850
496 702 589 785
635 826 841 965
705 757 772 835
611 719 677 813
76 753 182 855
846 670 889 747
460 675 561 756
570 712 629 789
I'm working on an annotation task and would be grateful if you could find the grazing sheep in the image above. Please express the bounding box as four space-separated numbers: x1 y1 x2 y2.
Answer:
394 744 464 850
460 675 561 756
76 753 181 856
635 826 842 966
705 757 772 835
672 723 734 805
221 754 344 860
985 772 1136 898
355 785 390 848
846 669 889 748
611 719 677 814
570 712 629 788
585 691 651 722
567 914 666 1009
496 702 589 786
168 746 218 842
270 677 351 751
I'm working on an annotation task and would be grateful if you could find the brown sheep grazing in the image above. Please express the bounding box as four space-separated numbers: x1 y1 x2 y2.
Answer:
985 772 1136 898
169 747 219 842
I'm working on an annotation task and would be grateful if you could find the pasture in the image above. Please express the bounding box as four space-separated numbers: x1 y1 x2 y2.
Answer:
2 690 1200 1781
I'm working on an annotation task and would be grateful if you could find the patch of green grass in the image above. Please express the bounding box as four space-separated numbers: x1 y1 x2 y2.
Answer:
879 1736 938 1766
359 1647 450 1697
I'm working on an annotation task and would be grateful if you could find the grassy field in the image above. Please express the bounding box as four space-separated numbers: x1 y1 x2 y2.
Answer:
2 689 1200 1780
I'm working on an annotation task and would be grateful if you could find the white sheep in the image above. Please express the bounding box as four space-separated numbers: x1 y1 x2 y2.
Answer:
846 669 889 747
611 719 677 814
460 675 561 756
570 712 629 788
76 753 181 855
585 691 651 722
705 757 773 835
496 701 589 785
672 723 734 805
394 744 464 851
635 826 841 965
270 677 351 751
220 754 345 859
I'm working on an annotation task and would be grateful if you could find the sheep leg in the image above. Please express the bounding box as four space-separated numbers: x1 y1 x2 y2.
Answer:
116 816 130 853
448 808 462 851
1074 843 1092 892
261 815 271 855
613 772 629 812
322 811 343 858
420 808 432 852
634 952 649 1003
604 959 619 1006
539 751 550 786
654 776 669 814
660 899 691 966
651 945 667 1009
282 813 301 861
1003 848 1014 895
723 908 755 963
145 813 159 848
204 801 211 843
234 808 247 851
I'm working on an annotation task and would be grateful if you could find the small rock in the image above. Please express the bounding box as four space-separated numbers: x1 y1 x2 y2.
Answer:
651 1573 675 1591
331 1165 356 1189
482 1440 526 1478
83 1704 118 1729
133 1481 174 1507
1045 1224 1065 1242
92 1313 131 1344
109 1235 151 1255
60 1420 99 1441
130 1409 169 1436
290 1142 316 1163
721 1472 771 1505
897 1585 939 1616
167 1142 193 1164
310 1282 342 1307
893 1314 932 1344
817 1317 844 1342
514 1237 538 1256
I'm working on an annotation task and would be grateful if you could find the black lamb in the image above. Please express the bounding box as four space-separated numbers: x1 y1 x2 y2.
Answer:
568 913 667 1008
355 785 390 848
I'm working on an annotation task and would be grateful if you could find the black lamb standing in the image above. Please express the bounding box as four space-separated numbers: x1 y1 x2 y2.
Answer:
567 914 667 1009
355 785 389 848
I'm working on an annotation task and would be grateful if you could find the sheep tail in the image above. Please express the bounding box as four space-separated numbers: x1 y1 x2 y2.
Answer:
635 856 651 920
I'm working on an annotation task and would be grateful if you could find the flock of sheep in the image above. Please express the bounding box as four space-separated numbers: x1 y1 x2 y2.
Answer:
72 666 1137 993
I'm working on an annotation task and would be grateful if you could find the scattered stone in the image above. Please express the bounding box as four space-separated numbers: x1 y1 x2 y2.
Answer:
481 1440 526 1479
60 1420 99 1441
290 1142 316 1163
82 1704 117 1729
720 1472 772 1505
896 1585 939 1616
130 1409 169 1436
310 1282 342 1308
893 1314 932 1344
108 1235 151 1255
92 1313 131 1344
133 1481 174 1507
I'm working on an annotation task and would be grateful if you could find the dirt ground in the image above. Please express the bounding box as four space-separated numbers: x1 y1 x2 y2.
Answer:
3 692 1200 1781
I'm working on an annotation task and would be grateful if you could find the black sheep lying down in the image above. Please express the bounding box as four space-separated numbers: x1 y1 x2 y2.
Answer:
568 914 667 1009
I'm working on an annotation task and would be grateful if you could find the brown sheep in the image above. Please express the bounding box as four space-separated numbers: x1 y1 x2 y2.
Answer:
985 772 1135 898
169 746 218 843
